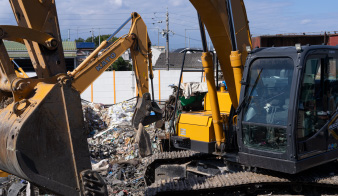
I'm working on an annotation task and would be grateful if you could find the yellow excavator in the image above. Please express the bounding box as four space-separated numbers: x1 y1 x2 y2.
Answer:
0 0 338 195
144 0 338 195
0 0 161 195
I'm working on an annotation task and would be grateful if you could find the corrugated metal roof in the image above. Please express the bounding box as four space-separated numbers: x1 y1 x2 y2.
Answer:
154 52 203 70
4 41 77 58
62 41 77 51
4 41 77 51
76 42 95 49
4 41 26 51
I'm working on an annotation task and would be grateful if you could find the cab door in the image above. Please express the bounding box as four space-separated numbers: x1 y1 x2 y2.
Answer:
297 51 338 159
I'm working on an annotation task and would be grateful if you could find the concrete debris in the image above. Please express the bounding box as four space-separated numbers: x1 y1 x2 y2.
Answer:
0 96 13 110
0 175 55 196
0 98 167 195
86 99 167 195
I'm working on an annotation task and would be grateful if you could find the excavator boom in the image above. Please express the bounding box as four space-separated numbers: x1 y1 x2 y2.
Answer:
69 12 162 156
190 0 252 107
69 12 152 97
9 0 66 78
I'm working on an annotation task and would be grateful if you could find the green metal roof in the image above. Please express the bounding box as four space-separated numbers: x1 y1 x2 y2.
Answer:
4 41 26 51
4 41 77 58
62 41 77 51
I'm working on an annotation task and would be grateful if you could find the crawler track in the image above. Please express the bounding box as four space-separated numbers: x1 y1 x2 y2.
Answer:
144 151 338 195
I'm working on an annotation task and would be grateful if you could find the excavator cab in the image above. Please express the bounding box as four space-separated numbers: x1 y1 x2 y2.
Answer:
238 45 338 174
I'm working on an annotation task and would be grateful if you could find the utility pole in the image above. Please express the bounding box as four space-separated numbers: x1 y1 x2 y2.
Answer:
68 29 70 41
99 28 101 45
185 29 187 48
188 35 190 48
159 8 173 70
165 7 169 70
157 28 159 46
91 28 94 43
185 29 199 49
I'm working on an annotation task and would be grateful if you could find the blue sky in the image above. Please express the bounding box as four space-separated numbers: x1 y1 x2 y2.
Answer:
0 0 337 50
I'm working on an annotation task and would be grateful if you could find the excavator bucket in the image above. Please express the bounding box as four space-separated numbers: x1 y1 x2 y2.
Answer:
135 123 152 157
0 78 106 195
0 0 108 195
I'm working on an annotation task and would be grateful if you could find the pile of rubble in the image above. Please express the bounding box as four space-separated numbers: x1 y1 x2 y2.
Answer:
0 99 167 196
84 99 166 195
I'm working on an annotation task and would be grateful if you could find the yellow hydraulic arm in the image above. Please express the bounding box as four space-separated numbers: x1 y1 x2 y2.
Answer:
9 0 66 78
190 0 252 108
69 12 152 97
69 12 162 156
185 0 252 149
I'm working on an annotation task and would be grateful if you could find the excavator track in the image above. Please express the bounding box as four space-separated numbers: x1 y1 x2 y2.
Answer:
144 151 338 195
144 151 214 186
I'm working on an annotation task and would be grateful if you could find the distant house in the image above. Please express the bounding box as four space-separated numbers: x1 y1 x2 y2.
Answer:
5 41 77 72
173 48 201 53
151 46 164 66
76 42 95 65
152 46 165 53
328 34 338 46
154 52 203 70
252 32 338 48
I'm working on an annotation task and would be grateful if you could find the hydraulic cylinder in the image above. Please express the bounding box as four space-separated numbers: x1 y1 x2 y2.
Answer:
201 52 224 148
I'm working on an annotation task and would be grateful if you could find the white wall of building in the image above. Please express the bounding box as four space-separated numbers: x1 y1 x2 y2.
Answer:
26 71 205 104
151 47 163 66
82 70 204 104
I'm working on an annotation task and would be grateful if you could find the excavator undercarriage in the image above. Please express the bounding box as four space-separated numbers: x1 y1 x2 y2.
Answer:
144 151 338 195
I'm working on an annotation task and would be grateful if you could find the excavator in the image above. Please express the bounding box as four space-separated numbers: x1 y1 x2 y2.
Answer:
0 0 338 195
0 0 161 195
144 0 338 195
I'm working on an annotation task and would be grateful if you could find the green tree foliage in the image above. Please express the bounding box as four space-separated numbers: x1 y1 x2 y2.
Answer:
76 34 129 71
75 35 118 47
107 57 132 71
75 37 85 42
84 35 118 47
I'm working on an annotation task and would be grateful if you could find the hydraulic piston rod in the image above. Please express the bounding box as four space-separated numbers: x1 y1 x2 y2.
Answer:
198 15 224 148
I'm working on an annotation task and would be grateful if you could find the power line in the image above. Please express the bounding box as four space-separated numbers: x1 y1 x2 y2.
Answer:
58 17 159 21
57 12 166 16
175 33 201 42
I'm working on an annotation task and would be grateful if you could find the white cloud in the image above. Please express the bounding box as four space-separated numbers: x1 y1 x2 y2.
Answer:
300 19 311 25
169 0 182 7
109 0 123 7
1 0 337 49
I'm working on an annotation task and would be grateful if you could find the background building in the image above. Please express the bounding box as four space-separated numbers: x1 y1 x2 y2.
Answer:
5 41 77 72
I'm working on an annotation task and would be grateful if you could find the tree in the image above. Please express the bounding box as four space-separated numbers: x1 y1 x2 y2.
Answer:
107 57 132 71
76 34 129 71
85 34 118 47
75 37 85 42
